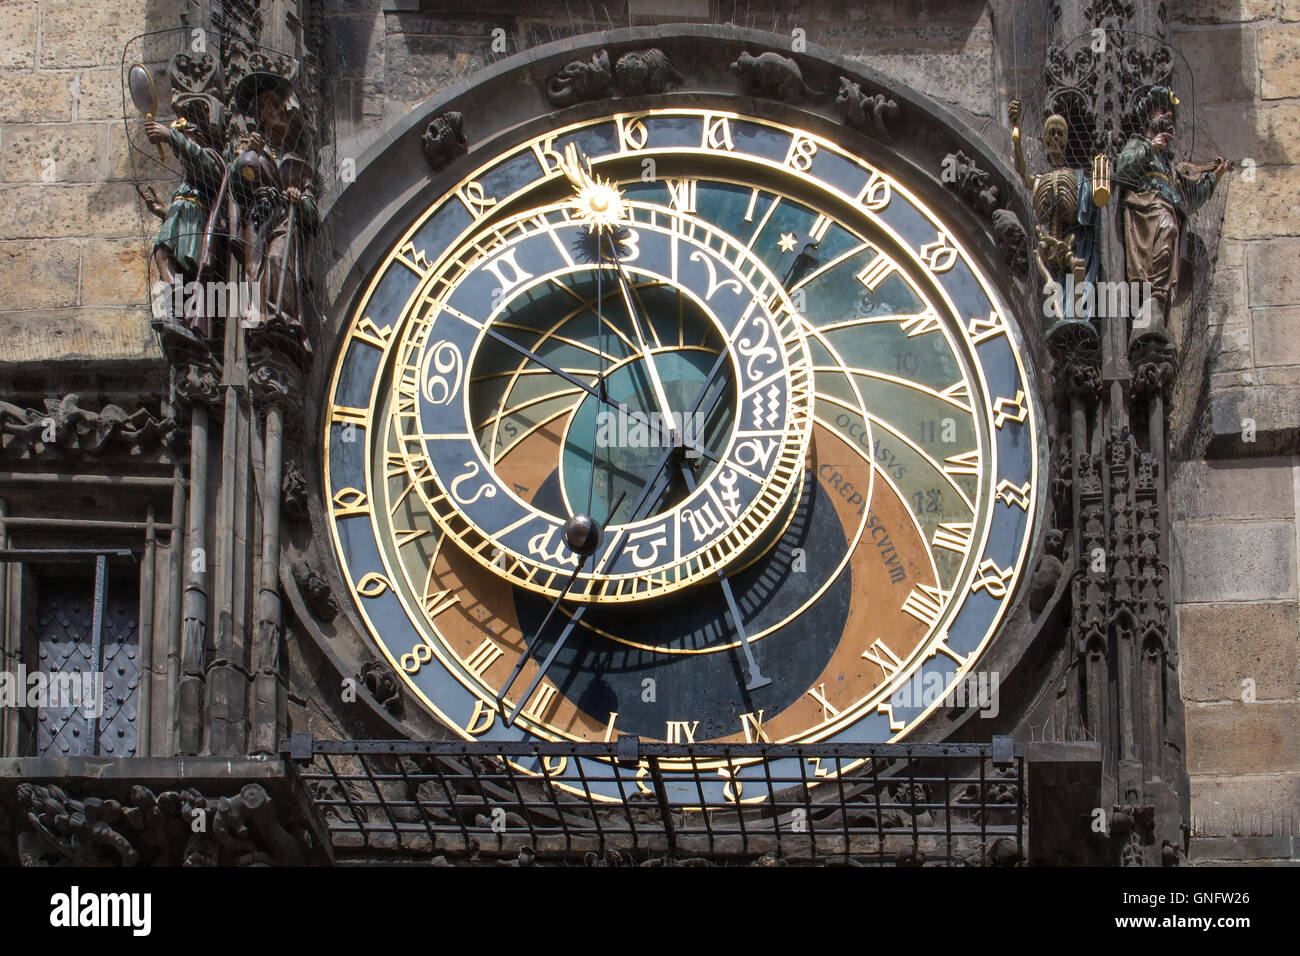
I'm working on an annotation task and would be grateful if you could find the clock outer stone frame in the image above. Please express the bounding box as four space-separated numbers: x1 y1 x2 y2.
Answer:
285 25 1056 762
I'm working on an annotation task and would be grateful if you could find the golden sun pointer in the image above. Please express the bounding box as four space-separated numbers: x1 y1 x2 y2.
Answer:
558 142 625 232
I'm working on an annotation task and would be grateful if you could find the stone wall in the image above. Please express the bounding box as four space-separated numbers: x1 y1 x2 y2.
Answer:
0 0 178 368
1165 1 1300 866
0 0 1295 862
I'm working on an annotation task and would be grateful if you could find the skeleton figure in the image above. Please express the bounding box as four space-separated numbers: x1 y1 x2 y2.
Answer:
1010 101 1099 324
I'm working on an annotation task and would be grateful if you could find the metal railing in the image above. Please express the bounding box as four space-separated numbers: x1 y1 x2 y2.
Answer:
283 735 1025 865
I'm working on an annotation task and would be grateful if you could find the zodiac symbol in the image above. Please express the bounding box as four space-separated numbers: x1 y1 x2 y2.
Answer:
450 460 498 505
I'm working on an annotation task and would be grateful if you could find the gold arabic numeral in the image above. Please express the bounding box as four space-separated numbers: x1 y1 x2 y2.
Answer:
876 701 907 732
463 637 503 680
331 405 367 428
355 572 390 598
806 684 841 721
399 639 434 674
617 115 649 151
353 316 393 349
929 632 968 666
395 241 432 275
993 390 1028 429
739 710 770 743
543 755 568 776
465 699 496 735
900 585 947 629
666 178 697 213
454 180 497 218
970 558 1015 600
522 681 559 723
918 232 959 273
855 170 892 211
664 720 699 744
932 521 974 556
532 135 566 173
808 757 832 778
967 310 1008 345
784 134 818 172
702 114 735 151
332 487 370 518
995 478 1032 510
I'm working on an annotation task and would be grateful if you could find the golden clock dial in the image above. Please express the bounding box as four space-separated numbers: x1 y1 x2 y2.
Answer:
323 109 1040 803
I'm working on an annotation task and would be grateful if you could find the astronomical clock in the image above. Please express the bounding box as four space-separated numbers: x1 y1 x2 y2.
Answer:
321 97 1041 802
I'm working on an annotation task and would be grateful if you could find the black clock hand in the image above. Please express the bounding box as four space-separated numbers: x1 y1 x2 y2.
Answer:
473 319 726 467
499 355 734 726
675 457 771 691
608 251 678 442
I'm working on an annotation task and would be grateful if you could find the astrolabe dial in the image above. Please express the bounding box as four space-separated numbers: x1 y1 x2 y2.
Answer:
389 199 813 603
323 108 1041 803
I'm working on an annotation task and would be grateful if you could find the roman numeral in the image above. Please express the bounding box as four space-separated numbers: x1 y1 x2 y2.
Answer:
739 711 771 742
666 178 697 212
932 521 974 554
423 585 460 619
899 309 941 337
522 682 558 722
665 720 699 744
861 639 905 679
943 449 981 480
808 214 832 242
463 638 502 679
806 683 840 720
856 255 896 291
901 585 947 628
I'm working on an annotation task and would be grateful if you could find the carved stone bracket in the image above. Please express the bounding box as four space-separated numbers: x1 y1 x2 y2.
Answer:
13 781 314 867
545 47 682 106
0 394 175 459
731 50 825 103
248 346 306 419
835 76 898 139
282 460 308 521
421 111 467 172
294 562 339 622
172 359 223 412
358 659 403 718
939 150 1028 272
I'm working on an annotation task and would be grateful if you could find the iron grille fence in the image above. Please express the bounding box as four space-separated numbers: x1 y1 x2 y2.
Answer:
284 736 1025 866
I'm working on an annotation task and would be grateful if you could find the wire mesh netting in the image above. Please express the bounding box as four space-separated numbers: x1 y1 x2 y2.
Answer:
288 738 1025 866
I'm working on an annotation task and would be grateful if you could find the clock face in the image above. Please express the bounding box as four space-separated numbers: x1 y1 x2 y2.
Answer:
323 108 1040 803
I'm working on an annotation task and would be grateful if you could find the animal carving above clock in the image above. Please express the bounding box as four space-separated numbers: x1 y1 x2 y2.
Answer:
322 106 1040 802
